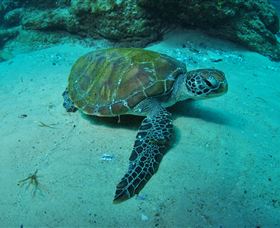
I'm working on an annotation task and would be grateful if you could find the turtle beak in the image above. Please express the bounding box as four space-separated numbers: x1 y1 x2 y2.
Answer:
217 81 228 94
208 80 228 98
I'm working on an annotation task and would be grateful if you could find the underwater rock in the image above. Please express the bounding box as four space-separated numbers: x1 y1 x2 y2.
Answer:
70 0 162 46
1 0 70 9
18 0 161 46
208 13 280 61
0 0 20 13
207 0 280 61
1 0 280 60
22 8 79 33
3 8 24 26
138 0 280 61
0 27 19 47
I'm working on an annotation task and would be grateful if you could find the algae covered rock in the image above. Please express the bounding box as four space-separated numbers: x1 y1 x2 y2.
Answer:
18 0 161 46
0 27 19 47
70 0 162 46
0 0 280 60
1 0 70 9
138 0 280 60
3 8 24 26
22 8 79 33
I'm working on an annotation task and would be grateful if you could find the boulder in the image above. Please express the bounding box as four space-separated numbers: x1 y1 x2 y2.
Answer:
70 0 162 46
22 8 79 33
138 0 280 60
0 27 19 47
3 8 24 26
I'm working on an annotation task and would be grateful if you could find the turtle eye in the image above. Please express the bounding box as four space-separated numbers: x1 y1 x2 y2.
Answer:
203 76 218 88
204 79 212 87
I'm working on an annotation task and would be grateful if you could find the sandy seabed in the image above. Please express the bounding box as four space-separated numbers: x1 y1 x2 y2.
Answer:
0 29 280 227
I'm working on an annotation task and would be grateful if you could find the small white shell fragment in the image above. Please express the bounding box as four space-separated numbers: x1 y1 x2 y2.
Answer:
141 213 149 221
135 194 147 201
100 154 114 161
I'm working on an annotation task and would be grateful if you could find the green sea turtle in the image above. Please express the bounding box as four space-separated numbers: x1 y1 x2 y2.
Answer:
62 48 228 203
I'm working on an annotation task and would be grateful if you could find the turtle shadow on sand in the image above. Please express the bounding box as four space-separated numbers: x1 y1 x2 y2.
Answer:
80 100 231 152
80 100 232 148
81 112 143 130
171 100 231 126
82 99 231 131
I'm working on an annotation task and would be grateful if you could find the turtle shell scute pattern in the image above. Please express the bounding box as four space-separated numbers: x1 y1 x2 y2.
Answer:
68 48 186 116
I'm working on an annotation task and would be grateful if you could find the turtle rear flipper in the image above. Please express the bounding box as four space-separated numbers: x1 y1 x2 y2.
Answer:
113 101 173 203
62 89 77 112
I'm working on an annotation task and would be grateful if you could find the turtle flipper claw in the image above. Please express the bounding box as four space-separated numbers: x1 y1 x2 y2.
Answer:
113 106 173 203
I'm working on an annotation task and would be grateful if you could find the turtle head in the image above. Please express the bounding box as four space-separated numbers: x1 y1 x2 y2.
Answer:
184 69 228 99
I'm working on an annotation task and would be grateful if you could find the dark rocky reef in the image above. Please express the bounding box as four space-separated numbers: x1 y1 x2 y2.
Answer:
139 0 280 61
0 0 279 60
19 0 163 46
0 27 19 47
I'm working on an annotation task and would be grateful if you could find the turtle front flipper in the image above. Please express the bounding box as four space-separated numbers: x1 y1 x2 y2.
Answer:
113 101 173 203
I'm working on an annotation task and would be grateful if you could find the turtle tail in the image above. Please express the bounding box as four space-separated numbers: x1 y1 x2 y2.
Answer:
113 103 173 204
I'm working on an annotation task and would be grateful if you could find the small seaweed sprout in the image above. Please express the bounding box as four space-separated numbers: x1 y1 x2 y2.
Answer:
17 169 42 197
